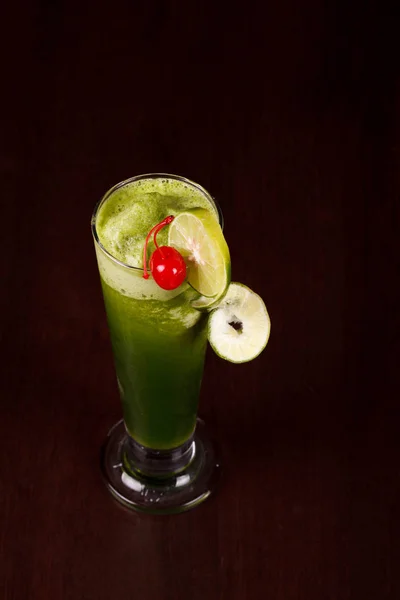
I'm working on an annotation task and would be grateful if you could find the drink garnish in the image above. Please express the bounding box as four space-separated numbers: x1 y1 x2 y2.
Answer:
168 208 231 298
142 216 187 290
207 282 271 363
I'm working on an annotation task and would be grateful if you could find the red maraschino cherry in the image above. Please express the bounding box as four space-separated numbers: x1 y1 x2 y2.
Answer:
142 216 186 290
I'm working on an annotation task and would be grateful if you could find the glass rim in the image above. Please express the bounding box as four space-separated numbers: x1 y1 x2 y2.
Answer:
91 173 224 273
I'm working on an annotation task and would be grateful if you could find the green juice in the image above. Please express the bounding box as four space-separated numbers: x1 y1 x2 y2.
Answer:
94 176 219 450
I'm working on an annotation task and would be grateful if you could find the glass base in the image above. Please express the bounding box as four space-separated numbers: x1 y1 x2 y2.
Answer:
100 419 220 514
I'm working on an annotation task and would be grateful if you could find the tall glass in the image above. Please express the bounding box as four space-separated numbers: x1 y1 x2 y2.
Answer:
92 174 221 513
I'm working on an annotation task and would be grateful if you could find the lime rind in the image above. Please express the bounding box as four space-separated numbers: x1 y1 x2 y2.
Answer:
190 268 231 310
207 282 271 363
191 292 226 311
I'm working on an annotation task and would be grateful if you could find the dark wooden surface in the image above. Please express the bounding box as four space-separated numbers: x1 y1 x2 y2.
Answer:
1 2 399 599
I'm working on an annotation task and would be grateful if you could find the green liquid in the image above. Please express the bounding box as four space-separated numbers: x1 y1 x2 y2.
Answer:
95 176 218 449
101 281 208 448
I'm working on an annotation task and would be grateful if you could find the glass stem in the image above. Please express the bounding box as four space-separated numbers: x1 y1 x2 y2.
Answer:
123 431 196 479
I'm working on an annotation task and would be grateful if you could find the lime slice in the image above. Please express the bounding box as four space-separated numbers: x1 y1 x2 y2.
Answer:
168 208 231 298
208 282 271 363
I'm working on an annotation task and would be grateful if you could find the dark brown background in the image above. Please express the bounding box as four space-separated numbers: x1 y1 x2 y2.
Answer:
1 1 399 599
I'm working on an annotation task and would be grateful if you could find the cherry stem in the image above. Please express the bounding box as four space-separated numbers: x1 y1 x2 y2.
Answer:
142 215 175 279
